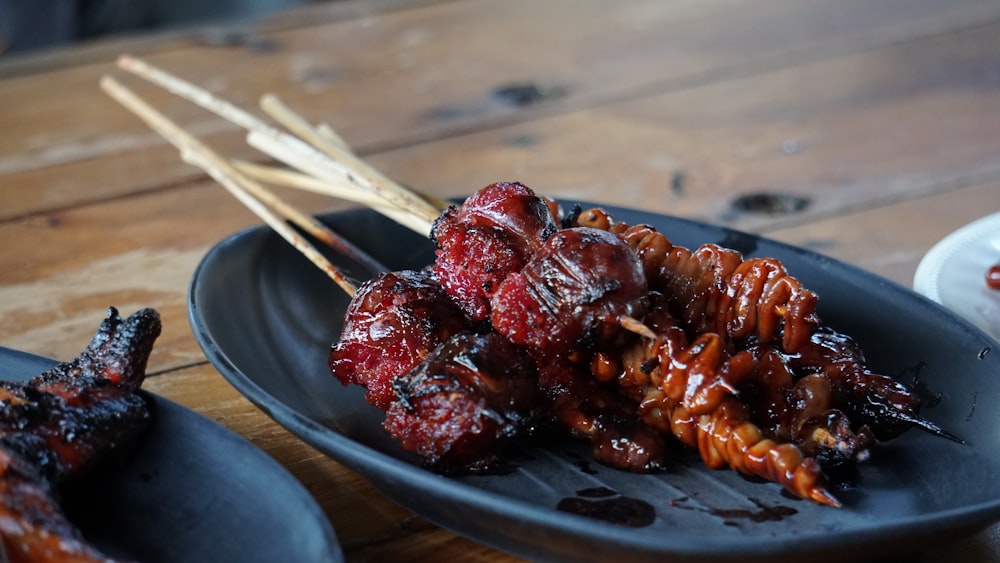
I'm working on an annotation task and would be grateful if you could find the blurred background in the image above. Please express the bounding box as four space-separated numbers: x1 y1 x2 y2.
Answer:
0 0 333 55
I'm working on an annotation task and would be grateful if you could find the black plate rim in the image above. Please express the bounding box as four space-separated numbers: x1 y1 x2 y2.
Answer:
187 203 1000 561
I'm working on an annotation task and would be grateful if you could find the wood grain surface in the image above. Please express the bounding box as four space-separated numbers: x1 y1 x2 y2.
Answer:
2 1 999 561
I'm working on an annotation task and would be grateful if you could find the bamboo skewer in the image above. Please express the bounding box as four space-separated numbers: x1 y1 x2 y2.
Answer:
618 315 659 340
259 93 451 212
316 123 350 149
100 75 364 295
104 56 450 291
114 55 443 225
243 131 434 237
260 93 351 153
231 159 388 208
233 157 434 237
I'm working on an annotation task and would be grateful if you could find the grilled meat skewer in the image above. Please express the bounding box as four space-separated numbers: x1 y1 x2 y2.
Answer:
0 307 161 563
330 181 956 506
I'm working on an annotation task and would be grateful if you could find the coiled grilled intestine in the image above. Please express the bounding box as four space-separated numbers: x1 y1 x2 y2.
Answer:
576 207 818 354
676 397 839 507
574 206 954 453
745 345 873 465
593 308 840 507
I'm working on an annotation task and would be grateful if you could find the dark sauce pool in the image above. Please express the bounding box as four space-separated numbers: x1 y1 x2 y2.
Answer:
671 496 798 526
557 488 656 527
557 482 802 529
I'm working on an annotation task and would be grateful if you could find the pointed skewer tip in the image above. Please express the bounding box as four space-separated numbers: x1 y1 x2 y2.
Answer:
910 416 966 445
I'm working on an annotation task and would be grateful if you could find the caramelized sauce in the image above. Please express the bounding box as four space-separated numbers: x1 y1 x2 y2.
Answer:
671 496 798 525
557 488 656 527
557 485 802 529
987 264 1000 290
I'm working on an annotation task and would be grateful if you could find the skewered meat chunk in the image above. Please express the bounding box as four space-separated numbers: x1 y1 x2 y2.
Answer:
490 227 648 357
384 331 541 473
744 347 873 465
483 225 666 471
330 271 543 473
432 182 558 321
329 270 470 410
0 307 161 562
605 308 838 506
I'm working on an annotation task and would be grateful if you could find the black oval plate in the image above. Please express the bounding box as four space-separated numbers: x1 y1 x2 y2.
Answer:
1 346 342 563
188 203 1000 563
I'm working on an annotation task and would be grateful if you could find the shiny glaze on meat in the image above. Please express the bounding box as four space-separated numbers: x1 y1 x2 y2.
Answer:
330 270 469 410
384 331 540 473
431 182 558 321
490 227 647 357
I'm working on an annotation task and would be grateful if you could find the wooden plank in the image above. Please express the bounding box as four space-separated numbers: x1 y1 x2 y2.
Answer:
0 0 457 79
6 21 1000 357
365 21 1000 233
0 178 342 364
767 180 1000 287
2 0 998 220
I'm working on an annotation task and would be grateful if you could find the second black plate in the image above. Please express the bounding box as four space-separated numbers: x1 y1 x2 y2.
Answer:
2 346 342 563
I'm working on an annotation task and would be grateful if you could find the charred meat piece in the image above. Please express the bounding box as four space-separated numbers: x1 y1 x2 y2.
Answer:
0 307 161 562
0 448 114 563
785 327 928 441
490 227 648 357
432 182 558 321
384 331 541 473
329 270 470 410
1 307 160 483
743 347 873 467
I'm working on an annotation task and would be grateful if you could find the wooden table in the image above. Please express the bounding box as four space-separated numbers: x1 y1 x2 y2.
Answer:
3 0 1000 560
